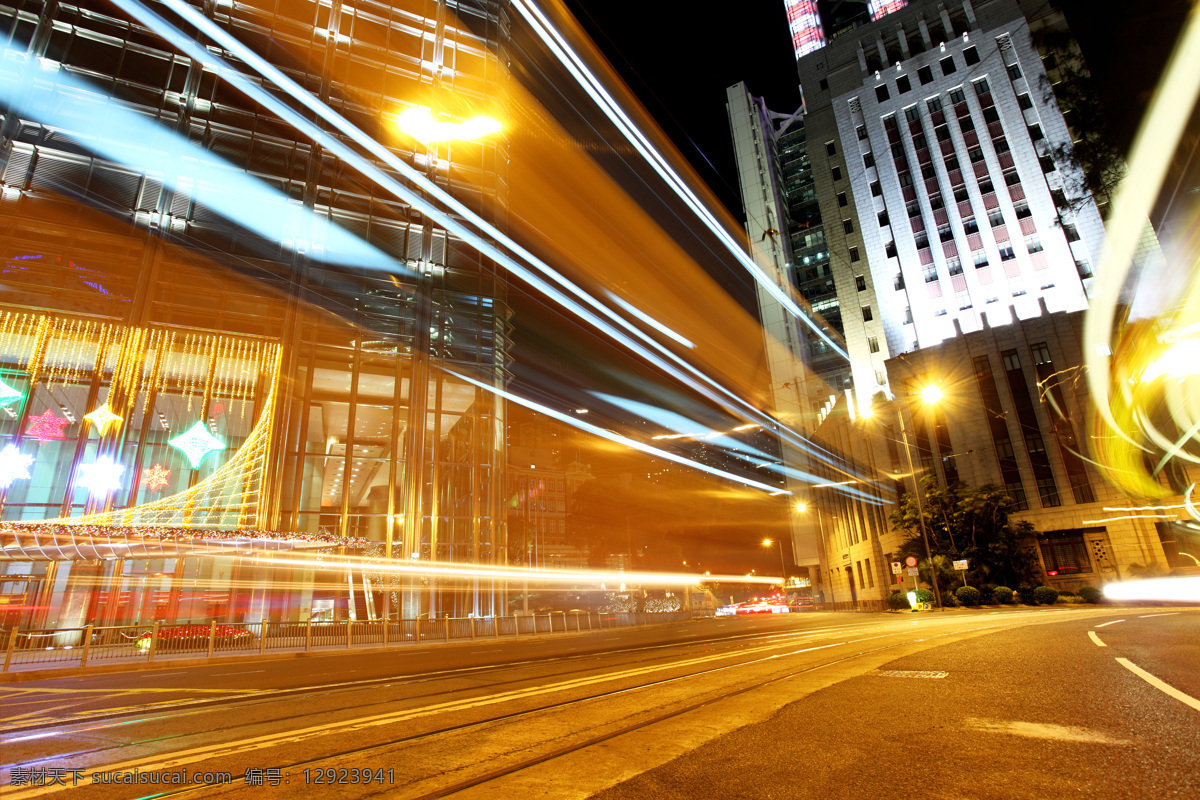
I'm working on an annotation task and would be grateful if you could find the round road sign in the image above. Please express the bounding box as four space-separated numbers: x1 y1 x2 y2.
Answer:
904 555 918 568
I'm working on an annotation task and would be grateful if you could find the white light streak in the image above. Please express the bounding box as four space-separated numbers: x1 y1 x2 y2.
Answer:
1104 576 1200 603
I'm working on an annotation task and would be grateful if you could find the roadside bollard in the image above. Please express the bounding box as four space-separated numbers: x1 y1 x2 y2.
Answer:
306 618 312 652
444 616 450 641
470 617 476 641
260 621 268 655
3 628 16 673
415 616 421 644
347 619 353 650
382 618 389 648
207 620 217 659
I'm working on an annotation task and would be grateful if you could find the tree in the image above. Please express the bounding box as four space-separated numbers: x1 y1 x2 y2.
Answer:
889 477 1039 590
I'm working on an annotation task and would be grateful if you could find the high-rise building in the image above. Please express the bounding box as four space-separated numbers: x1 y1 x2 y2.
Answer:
0 0 512 627
731 0 1159 416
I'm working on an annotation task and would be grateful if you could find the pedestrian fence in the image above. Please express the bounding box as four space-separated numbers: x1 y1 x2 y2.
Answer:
1 611 694 673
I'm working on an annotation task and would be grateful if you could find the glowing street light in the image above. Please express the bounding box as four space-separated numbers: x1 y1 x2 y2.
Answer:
920 384 944 405
397 107 501 144
795 501 807 513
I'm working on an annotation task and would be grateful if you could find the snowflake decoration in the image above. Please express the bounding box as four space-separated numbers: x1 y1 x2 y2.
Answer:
0 444 33 488
168 421 225 468
76 455 125 497
141 463 171 492
25 409 69 441
84 402 122 434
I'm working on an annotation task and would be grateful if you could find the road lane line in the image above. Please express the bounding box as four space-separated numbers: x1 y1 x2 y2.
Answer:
1116 658 1200 712
1095 620 1125 628
1088 631 1107 647
211 670 265 676
1138 612 1179 618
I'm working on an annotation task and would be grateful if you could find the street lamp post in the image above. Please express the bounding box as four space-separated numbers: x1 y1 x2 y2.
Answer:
893 401 944 610
762 538 787 588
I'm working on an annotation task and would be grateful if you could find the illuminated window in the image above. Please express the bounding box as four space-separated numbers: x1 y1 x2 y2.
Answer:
868 336 880 353
1040 534 1091 574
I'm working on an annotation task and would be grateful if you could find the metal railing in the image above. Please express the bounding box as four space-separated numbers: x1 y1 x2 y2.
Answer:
1 610 694 673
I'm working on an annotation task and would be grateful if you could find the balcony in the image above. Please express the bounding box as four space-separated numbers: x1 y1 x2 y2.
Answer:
942 239 958 258
931 110 945 126
909 118 923 135
998 151 1014 170
966 231 983 250
1031 251 1049 271
982 191 999 209
925 178 941 195
934 207 949 226
1004 259 1021 278
977 265 993 284
940 138 955 156
1009 183 1026 202
993 224 1009 242
910 215 926 233
963 129 979 147
988 121 1005 139
947 169 964 187
977 91 994 108
895 156 909 172
973 160 989 179
903 185 917 202
957 200 974 218
1019 216 1037 236
887 127 901 144
918 247 934 265
916 147 931 164
954 101 969 118
951 273 967 292
927 279 943 298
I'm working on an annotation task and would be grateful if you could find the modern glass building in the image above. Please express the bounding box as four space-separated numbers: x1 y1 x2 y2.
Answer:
0 0 512 629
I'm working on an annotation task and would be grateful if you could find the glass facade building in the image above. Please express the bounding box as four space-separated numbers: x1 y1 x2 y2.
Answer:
0 0 512 628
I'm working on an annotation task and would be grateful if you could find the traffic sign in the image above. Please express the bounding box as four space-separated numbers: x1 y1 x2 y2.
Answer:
953 559 969 571
906 567 919 577
904 556 918 568
891 561 902 575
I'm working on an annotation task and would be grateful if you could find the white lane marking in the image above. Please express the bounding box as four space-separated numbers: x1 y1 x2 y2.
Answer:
469 650 502 654
964 717 1130 744
1095 620 1125 628
1088 631 1107 647
211 670 265 676
1138 612 1180 618
1116 658 1200 712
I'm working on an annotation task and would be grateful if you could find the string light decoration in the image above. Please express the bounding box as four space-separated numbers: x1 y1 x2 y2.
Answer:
0 377 22 408
169 421 225 468
141 463 171 492
76 455 125 496
0 444 34 488
84 402 123 434
25 409 69 441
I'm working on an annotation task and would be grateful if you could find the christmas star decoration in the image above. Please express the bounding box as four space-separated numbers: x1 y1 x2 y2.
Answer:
169 421 224 468
0 444 33 488
84 402 122 433
0 377 22 408
25 409 69 441
76 455 124 496
141 463 171 492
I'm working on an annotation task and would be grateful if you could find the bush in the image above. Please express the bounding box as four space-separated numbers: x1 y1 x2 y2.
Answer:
1016 585 1039 605
991 586 1014 605
915 588 935 603
978 584 996 605
956 585 982 606
1059 595 1085 604
1033 586 1060 605
887 592 911 610
1079 586 1103 604
1057 589 1076 597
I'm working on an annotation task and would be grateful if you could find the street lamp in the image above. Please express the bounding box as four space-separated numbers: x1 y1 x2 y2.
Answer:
762 538 788 588
889 386 945 610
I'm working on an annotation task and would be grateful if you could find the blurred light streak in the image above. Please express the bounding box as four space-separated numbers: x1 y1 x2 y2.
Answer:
1084 4 1200 442
606 292 695 348
142 0 824 472
1103 576 1200 603
511 0 849 359
510 0 849 361
446 369 787 494
0 48 396 271
247 552 781 586
1102 503 1190 512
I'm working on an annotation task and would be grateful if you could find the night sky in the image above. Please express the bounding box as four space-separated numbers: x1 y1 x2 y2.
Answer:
559 0 1194 223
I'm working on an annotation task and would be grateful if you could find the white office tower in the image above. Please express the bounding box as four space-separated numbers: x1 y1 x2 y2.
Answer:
738 0 1153 415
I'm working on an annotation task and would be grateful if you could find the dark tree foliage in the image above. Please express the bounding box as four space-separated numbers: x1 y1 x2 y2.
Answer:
1034 29 1125 213
889 477 1039 590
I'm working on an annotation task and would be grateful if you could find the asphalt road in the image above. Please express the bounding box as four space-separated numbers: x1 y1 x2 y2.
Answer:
1 607 1195 799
